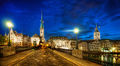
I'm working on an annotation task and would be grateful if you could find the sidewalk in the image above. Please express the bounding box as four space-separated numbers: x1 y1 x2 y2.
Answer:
0 49 35 66
53 50 101 66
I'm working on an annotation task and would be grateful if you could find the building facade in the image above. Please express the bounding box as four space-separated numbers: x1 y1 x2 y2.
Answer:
78 40 113 52
23 35 31 47
8 29 30 47
110 40 120 52
88 40 101 51
48 36 72 49
78 41 88 51
31 34 40 46
70 39 77 49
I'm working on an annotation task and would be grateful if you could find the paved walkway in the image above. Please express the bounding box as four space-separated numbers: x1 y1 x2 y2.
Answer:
53 50 101 66
0 49 35 66
15 49 76 66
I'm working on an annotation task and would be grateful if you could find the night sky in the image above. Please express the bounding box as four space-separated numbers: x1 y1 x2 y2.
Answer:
0 0 120 40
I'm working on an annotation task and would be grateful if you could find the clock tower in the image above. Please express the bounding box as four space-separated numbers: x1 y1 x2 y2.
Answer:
94 24 100 40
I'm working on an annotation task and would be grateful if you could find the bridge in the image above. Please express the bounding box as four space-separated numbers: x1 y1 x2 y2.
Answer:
0 48 100 66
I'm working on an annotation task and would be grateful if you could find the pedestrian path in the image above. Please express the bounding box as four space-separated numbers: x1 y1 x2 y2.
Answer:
0 49 35 66
53 50 101 66
16 49 76 66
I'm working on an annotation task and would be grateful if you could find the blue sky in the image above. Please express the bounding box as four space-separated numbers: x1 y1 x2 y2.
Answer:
0 0 120 40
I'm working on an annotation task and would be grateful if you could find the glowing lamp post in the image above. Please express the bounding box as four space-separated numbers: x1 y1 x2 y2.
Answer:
6 21 14 46
73 28 79 49
74 28 79 34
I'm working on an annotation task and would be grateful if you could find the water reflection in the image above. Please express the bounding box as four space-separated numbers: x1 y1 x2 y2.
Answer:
113 57 116 63
101 54 120 64
83 52 120 65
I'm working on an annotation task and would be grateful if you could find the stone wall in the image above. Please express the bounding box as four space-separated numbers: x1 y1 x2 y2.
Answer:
0 46 16 57
72 49 83 59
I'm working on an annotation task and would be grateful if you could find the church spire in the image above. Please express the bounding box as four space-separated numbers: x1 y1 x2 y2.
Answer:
40 10 44 23
40 10 45 42
40 10 44 29
95 24 99 32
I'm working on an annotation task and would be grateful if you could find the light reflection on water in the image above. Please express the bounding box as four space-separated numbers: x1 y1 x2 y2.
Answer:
101 55 120 64
113 57 116 63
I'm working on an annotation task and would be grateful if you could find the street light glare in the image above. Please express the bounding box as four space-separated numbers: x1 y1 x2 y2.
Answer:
74 28 79 34
6 21 13 28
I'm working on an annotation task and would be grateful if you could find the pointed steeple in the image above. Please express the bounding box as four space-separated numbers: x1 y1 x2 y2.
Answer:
40 10 44 28
40 10 45 42
40 10 44 23
95 24 99 32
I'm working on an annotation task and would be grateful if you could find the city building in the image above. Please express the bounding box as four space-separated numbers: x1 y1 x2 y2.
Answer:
8 29 23 47
110 40 120 52
69 39 77 49
78 40 112 52
31 34 40 46
78 41 88 51
100 40 112 52
8 29 31 47
23 35 31 47
48 36 72 49
88 40 101 51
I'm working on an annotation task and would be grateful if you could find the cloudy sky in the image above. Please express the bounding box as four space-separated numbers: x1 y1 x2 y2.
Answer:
0 0 120 40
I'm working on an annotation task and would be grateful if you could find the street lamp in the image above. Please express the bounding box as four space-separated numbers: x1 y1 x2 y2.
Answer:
73 28 79 49
6 21 13 46
6 21 14 28
74 28 79 34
